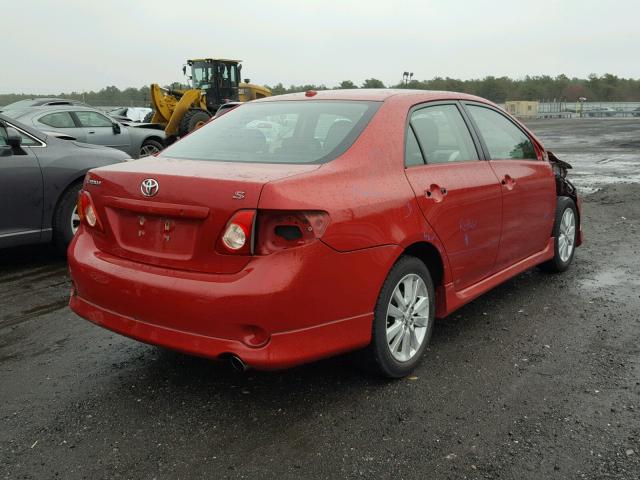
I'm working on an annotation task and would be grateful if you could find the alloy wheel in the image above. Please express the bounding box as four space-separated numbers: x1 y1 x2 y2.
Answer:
71 205 80 235
386 274 429 362
140 144 161 157
558 208 576 262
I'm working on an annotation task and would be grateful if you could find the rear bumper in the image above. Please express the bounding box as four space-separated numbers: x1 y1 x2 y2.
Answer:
68 229 399 369
69 294 371 370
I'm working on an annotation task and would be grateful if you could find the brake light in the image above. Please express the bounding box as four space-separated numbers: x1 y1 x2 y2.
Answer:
216 210 330 256
77 190 103 231
217 210 256 255
255 211 330 255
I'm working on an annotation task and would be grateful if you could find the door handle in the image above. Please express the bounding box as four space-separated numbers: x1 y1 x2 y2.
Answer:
501 174 516 190
88 131 96 134
425 184 447 202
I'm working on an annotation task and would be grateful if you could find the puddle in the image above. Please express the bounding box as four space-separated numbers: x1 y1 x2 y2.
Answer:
579 268 640 291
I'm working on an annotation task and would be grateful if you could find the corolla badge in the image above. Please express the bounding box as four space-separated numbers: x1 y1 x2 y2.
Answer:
140 178 159 197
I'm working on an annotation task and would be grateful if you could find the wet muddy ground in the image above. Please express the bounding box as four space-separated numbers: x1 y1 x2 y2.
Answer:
1 118 639 479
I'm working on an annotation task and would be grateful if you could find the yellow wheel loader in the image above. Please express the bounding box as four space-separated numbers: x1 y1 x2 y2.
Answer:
146 58 271 139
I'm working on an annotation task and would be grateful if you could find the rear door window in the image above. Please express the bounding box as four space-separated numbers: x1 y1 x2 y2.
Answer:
162 100 380 164
410 104 479 164
404 127 424 167
38 112 76 128
466 105 537 160
75 111 113 128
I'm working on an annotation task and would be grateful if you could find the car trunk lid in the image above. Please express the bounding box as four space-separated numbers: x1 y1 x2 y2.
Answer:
83 157 320 273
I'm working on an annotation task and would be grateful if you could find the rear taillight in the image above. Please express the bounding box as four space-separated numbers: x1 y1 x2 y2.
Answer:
216 210 330 256
217 210 256 255
77 190 103 231
255 211 330 255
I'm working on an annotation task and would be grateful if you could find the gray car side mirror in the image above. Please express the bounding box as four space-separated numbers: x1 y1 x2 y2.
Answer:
112 123 121 135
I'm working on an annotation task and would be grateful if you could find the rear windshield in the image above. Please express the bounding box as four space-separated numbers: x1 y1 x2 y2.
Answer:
162 100 381 164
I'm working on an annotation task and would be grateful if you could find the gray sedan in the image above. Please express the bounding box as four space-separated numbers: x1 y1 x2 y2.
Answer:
3 106 165 158
0 113 129 251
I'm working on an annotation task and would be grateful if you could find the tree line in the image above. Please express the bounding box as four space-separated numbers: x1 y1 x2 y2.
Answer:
2 74 640 107
270 74 640 103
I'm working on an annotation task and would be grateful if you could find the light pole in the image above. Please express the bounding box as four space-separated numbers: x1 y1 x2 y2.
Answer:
402 72 414 85
578 96 587 118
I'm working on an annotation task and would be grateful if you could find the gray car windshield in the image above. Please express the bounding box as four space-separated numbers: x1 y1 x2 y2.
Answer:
162 100 381 164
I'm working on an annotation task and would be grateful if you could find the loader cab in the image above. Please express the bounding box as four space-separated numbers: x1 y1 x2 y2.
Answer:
187 58 241 112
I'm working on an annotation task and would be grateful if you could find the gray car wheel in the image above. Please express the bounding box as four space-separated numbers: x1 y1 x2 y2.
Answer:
140 139 163 158
53 181 82 254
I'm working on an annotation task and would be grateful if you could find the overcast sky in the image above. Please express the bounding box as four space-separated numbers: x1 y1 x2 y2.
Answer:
3 0 639 94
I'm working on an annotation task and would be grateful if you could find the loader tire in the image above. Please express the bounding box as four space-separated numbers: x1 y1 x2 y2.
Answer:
179 109 212 137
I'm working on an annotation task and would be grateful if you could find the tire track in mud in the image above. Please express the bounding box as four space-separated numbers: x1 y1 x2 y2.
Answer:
0 247 70 328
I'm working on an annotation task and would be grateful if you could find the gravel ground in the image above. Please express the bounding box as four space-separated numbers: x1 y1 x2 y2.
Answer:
1 118 639 479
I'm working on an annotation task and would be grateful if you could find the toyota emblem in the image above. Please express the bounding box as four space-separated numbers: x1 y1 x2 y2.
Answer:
140 178 159 197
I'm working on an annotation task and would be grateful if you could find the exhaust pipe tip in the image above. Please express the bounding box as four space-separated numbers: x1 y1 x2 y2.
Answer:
228 355 248 373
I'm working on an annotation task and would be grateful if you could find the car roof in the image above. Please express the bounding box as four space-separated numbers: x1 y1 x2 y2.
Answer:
256 88 489 104
0 106 95 120
9 105 103 113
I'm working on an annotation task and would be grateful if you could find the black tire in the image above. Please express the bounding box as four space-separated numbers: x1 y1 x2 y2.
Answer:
53 181 82 254
139 138 164 158
143 111 155 123
359 255 436 378
540 196 578 273
178 109 212 137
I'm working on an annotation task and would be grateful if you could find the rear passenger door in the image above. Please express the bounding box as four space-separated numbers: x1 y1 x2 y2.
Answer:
463 103 556 270
404 103 503 291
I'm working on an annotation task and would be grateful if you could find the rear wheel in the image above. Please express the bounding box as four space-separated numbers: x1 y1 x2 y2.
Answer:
360 256 435 378
53 182 82 254
540 196 578 273
178 109 211 137
139 139 163 157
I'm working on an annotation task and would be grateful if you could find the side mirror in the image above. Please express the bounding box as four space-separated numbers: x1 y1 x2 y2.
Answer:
6 127 22 148
0 144 12 157
182 65 187 76
112 122 121 134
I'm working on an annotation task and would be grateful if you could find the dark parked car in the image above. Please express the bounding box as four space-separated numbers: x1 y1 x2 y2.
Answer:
586 106 616 117
0 113 129 250
3 106 165 158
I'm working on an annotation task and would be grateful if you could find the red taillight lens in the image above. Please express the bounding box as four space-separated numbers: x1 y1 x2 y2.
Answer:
255 211 330 255
217 210 256 255
77 190 103 231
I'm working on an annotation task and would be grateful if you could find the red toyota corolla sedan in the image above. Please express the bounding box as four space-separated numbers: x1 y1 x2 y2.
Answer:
68 89 582 377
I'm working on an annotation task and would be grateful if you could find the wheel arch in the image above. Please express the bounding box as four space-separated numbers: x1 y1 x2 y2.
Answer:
143 134 165 145
50 175 85 230
400 241 445 289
